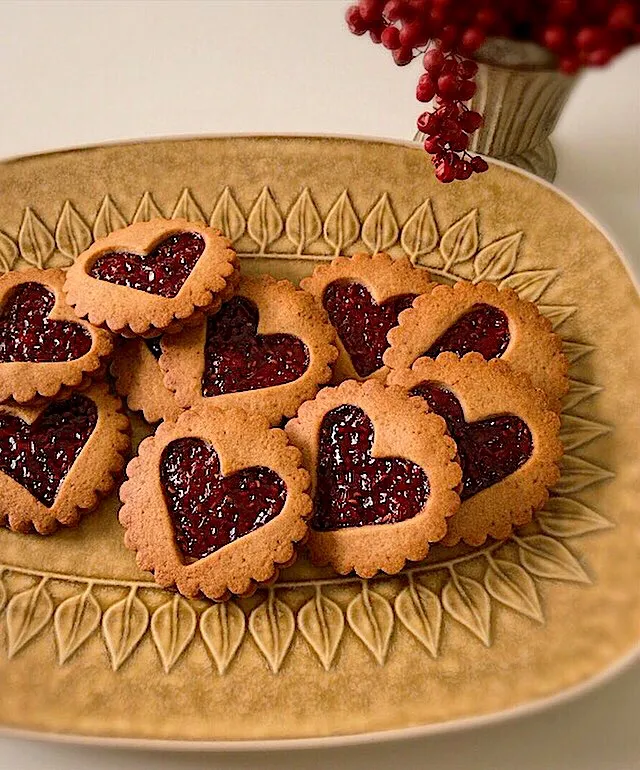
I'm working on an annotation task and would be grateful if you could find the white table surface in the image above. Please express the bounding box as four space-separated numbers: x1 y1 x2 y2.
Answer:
0 1 638 768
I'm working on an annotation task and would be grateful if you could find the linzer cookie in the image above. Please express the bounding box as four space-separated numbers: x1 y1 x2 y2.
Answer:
160 275 337 425
0 382 130 534
300 252 434 381
119 405 311 601
64 218 239 337
384 281 569 411
0 268 113 404
388 352 563 546
111 337 182 424
285 379 461 577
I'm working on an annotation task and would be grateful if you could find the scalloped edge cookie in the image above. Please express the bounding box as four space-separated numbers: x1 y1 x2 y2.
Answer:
64 218 239 337
111 337 183 424
300 252 435 381
388 352 563 546
160 274 338 426
285 379 461 578
384 281 569 411
0 381 131 534
119 405 312 601
0 268 114 404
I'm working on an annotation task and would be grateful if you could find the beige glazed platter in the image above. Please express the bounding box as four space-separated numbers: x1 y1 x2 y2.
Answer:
0 135 638 748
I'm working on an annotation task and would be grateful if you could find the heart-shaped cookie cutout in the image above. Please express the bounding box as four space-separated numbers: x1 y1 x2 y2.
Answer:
0 269 113 405
160 436 286 560
323 281 416 377
299 253 435 382
411 382 532 499
387 352 562 546
0 282 92 363
202 296 309 396
119 405 311 600
284 379 461 577
89 231 205 298
384 282 568 411
315 403 430 531
0 393 97 507
423 303 510 360
158 275 337 426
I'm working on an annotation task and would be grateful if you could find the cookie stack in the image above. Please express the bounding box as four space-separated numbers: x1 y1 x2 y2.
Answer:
0 218 567 601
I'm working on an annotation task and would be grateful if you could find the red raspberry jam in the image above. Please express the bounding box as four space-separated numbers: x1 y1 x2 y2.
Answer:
424 303 510 360
89 232 205 298
202 297 309 396
0 282 92 363
160 436 286 560
313 404 429 531
411 382 532 500
323 281 416 377
0 394 97 507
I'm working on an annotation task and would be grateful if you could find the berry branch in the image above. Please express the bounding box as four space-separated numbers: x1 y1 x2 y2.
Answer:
346 0 638 182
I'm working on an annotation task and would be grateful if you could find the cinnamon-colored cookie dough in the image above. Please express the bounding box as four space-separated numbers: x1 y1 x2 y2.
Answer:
389 352 563 545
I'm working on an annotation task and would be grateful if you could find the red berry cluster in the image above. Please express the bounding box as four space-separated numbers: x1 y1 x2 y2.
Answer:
345 0 638 182
417 49 488 181
540 0 638 73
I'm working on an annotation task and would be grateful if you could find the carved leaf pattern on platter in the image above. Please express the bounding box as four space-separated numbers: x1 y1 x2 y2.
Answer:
0 185 618 672
54 586 101 664
210 187 246 243
484 558 543 622
439 209 478 270
132 191 163 224
537 498 613 538
93 195 127 240
394 578 442 657
442 571 491 646
18 208 55 269
6 578 54 658
500 269 558 301
286 188 322 255
297 589 344 670
55 201 92 265
102 588 149 671
171 188 206 224
401 198 438 262
554 456 614 495
200 601 246 675
323 190 360 256
516 535 591 584
248 590 295 673
538 304 577 330
361 193 399 254
0 230 19 272
564 379 602 410
151 595 197 674
247 186 284 253
560 414 610 451
473 232 522 282
347 585 394 665
563 341 595 364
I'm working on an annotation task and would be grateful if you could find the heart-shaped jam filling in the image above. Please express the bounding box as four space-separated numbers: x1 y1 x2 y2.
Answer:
314 404 429 531
0 394 97 507
202 297 309 396
89 232 205 298
323 281 416 377
160 437 286 560
411 383 532 500
0 282 92 363
424 303 510 360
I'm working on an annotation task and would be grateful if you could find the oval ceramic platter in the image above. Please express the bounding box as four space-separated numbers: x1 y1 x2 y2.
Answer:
0 136 638 749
